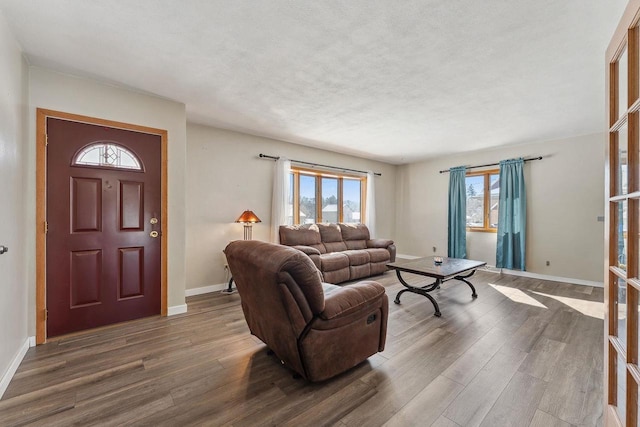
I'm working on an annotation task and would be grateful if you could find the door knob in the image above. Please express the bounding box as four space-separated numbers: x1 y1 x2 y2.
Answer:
0 245 7 255
150 231 159 238
150 218 158 225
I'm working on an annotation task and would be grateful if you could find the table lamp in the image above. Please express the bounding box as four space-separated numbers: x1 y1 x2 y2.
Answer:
235 210 261 240
223 210 262 294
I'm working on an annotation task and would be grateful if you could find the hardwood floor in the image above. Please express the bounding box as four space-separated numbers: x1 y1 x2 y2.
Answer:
0 270 604 426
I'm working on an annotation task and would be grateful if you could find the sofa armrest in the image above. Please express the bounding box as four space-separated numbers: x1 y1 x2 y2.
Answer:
293 245 321 256
367 239 394 249
320 281 385 320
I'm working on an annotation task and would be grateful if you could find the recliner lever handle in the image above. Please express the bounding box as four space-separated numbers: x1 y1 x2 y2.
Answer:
366 313 376 324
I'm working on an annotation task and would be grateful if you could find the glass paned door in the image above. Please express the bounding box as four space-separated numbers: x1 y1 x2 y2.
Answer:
619 48 629 122
619 122 629 196
618 277 629 349
616 201 629 272
607 8 640 426
617 350 628 423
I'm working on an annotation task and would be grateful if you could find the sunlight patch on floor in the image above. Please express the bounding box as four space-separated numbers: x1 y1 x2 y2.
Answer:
531 291 604 320
488 283 547 309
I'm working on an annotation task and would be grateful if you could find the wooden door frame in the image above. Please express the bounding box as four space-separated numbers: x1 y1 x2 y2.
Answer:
35 108 169 344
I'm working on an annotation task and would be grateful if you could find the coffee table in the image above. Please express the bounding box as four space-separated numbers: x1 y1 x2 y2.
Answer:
387 256 486 317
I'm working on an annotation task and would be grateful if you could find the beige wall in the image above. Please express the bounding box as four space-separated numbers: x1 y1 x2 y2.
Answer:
26 67 189 332
0 11 29 390
185 123 398 290
395 133 605 282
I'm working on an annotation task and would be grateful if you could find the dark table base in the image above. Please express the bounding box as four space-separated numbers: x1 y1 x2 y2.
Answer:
393 269 479 317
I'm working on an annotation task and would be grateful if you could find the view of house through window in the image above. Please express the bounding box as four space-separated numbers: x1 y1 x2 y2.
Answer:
466 170 499 231
322 177 338 223
299 174 317 224
343 178 361 223
288 168 365 225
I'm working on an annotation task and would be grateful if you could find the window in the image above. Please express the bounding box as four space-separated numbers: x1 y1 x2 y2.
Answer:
466 170 499 232
73 142 142 170
289 167 365 225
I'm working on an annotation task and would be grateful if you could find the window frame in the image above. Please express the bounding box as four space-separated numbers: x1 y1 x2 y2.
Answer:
466 168 499 233
290 166 366 225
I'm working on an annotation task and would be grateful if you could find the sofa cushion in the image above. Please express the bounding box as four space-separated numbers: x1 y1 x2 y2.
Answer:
345 239 366 250
322 268 351 284
341 224 370 250
324 241 348 253
307 254 321 270
340 223 371 241
321 282 342 297
280 224 321 246
317 224 347 252
280 225 326 254
350 263 371 279
343 249 370 266
317 223 343 242
320 281 385 320
319 252 349 272
366 248 391 263
370 262 388 276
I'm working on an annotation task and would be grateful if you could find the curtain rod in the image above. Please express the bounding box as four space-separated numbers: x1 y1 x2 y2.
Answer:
259 154 382 176
438 156 543 174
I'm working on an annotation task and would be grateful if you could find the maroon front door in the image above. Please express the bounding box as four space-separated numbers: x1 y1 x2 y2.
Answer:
46 118 161 337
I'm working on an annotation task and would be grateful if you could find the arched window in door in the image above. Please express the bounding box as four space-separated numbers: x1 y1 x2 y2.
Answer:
72 142 143 171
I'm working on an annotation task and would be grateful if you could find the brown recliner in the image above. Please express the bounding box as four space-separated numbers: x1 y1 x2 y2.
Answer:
224 240 388 382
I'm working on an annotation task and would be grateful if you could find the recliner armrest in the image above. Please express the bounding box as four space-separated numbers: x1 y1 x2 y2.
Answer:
367 239 394 249
293 245 321 256
320 281 385 320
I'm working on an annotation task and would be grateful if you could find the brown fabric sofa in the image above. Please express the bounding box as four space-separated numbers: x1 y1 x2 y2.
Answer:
279 223 396 284
224 240 388 382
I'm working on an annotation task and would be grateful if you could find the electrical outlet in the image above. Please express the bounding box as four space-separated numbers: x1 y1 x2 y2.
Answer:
545 260 550 266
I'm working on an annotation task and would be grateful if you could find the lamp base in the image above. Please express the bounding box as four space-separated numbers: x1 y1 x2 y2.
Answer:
224 223 253 295
243 224 252 240
220 277 236 294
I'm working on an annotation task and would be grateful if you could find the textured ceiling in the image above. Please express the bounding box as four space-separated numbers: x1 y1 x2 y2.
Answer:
0 1 627 164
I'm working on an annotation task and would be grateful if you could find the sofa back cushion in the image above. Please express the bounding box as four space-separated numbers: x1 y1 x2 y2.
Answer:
339 223 370 250
279 224 326 253
317 223 347 252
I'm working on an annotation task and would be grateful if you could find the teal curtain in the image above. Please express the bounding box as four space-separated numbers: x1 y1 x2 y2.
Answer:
448 166 467 258
496 158 526 270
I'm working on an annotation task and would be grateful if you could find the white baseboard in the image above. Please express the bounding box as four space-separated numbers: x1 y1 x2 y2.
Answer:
397 255 604 288
167 304 188 316
396 253 422 260
28 336 36 347
0 337 30 399
483 266 604 288
185 283 228 297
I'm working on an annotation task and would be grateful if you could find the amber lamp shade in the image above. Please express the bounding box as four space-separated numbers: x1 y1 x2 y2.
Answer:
235 210 261 240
